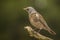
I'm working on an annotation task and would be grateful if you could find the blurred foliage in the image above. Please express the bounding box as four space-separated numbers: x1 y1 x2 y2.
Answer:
0 0 60 40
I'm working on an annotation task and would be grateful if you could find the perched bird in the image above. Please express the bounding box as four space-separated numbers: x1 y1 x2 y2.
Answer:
24 7 56 35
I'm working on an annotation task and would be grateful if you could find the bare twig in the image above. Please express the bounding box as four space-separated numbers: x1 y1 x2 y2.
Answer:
24 26 53 40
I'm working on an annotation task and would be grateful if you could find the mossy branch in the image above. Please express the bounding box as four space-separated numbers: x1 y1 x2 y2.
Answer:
24 26 53 40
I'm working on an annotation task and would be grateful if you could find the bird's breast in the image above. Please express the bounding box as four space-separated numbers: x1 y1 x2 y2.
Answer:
29 13 40 28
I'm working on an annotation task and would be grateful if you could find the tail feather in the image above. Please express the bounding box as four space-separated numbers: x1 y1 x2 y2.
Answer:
48 29 56 35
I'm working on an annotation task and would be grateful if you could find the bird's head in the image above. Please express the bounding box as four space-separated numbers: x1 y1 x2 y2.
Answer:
23 7 36 14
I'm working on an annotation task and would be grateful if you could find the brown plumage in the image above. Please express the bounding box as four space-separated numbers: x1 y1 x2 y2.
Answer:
24 7 56 35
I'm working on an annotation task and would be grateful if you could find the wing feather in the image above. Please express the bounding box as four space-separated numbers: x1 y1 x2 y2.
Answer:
37 13 50 29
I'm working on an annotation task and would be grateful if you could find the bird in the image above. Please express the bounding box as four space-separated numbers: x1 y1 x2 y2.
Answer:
23 6 56 35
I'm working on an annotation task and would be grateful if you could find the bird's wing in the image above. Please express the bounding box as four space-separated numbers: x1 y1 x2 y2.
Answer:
37 13 56 35
34 13 56 35
36 13 50 29
31 13 49 28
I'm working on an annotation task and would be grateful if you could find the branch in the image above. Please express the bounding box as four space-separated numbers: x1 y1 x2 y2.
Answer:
24 26 53 40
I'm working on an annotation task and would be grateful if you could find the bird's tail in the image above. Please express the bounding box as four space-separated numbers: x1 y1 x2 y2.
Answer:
47 29 56 35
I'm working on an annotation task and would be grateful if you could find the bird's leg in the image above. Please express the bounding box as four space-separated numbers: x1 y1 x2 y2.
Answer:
38 28 42 33
38 29 41 33
34 28 37 31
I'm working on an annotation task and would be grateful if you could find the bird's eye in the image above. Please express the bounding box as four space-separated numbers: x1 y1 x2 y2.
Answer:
26 9 29 11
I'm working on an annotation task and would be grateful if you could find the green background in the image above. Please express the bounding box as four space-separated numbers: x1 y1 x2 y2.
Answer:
0 0 60 40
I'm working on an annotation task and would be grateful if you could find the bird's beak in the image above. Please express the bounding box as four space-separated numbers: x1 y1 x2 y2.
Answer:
23 8 27 10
